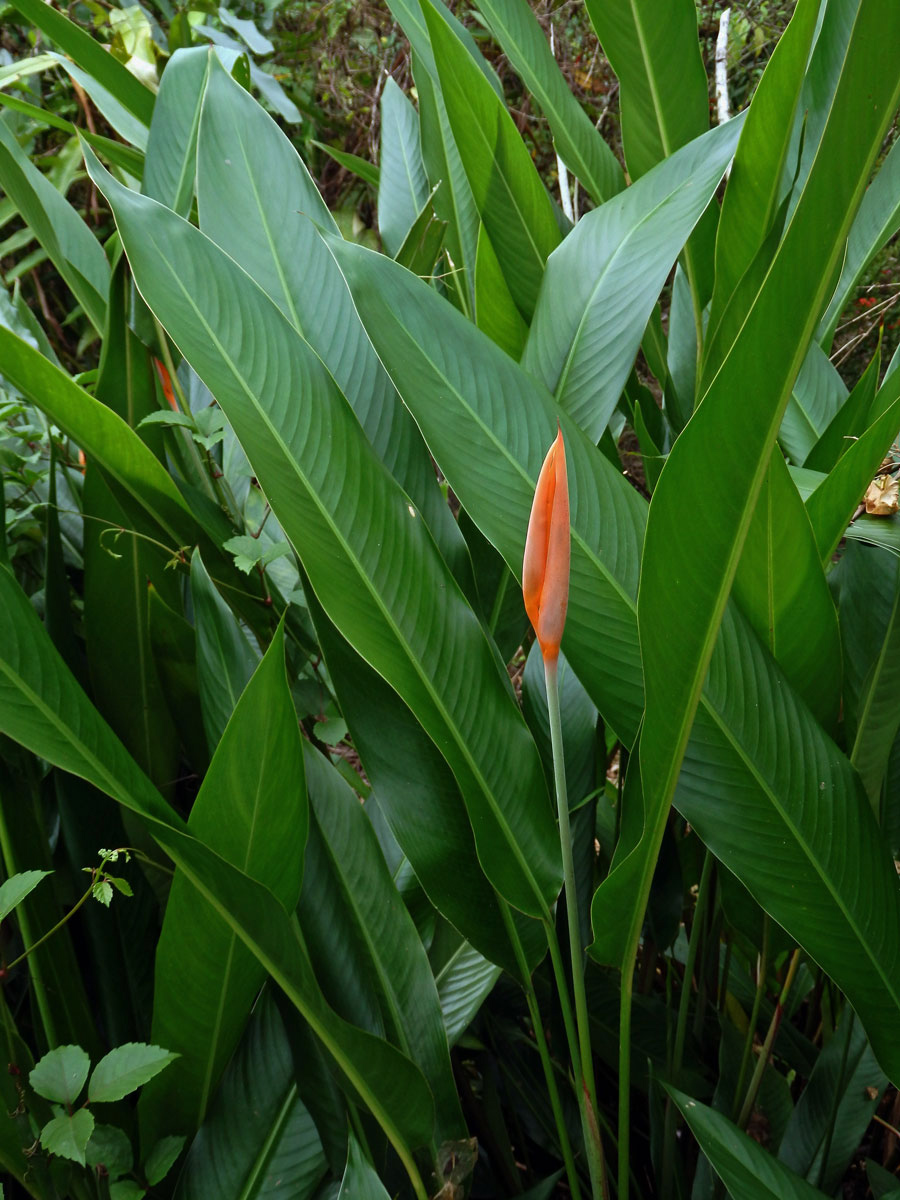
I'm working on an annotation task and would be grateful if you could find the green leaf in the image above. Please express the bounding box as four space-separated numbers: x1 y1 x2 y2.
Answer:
473 0 623 203
86 1123 133 1180
144 1135 186 1186
804 345 880 473
582 0 708 180
175 992 326 1200
0 566 435 1157
87 146 561 920
636 0 900 1017
8 0 155 126
705 0 819 357
421 0 559 322
140 620 306 1145
190 548 258 752
668 1087 828 1199
841 544 900 804
522 117 743 442
195 62 470 589
338 1135 391 1200
299 747 464 1147
731 450 841 727
378 77 429 257
310 141 379 188
781 344 848 465
111 1182 146 1200
303 577 527 977
434 939 501 1047
473 222 528 357
88 1044 177 1103
143 47 211 215
818 133 900 347
40 1109 95 1167
0 121 109 333
29 1045 90 1105
49 54 149 151
803 366 900 563
779 1011 885 1193
0 868 51 922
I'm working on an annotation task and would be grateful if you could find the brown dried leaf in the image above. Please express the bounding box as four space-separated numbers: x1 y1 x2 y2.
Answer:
864 474 899 516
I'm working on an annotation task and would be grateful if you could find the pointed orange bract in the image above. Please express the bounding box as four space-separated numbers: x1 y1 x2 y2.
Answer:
523 428 570 662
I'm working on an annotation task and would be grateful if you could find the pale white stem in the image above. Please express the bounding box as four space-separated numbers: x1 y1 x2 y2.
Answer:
715 8 732 126
550 24 575 222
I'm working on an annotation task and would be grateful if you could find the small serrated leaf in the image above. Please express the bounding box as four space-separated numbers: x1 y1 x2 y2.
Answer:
110 1182 145 1200
144 1134 186 1186
88 1043 178 1103
29 1045 90 1104
40 1109 95 1166
0 869 52 922
106 875 134 898
92 879 113 907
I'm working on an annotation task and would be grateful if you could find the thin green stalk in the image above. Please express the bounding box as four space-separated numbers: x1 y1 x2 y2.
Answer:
736 948 801 1129
153 320 220 506
732 916 769 1120
499 903 583 1200
4 884 93 971
662 851 714 1196
545 658 609 1200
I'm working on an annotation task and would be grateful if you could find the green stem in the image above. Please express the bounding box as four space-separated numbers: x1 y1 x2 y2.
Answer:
732 916 769 1120
815 1009 854 1191
5 885 93 972
544 657 609 1200
500 905 584 1200
662 851 715 1196
736 948 801 1130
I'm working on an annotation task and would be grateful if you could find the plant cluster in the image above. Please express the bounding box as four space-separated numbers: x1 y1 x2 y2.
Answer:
2 1 900 1200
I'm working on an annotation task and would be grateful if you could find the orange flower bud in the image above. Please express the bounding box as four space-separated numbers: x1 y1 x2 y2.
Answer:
523 428 570 662
153 358 179 411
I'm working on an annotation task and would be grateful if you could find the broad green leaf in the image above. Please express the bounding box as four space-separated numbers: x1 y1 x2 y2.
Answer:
195 63 470 590
8 0 155 126
378 77 429 257
804 345 880 473
472 0 624 203
144 1135 186 1186
49 54 148 151
30 1045 90 1105
175 992 326 1200
0 564 435 1155
732 450 841 728
705 0 819 356
803 366 900 563
0 120 108 332
394 190 446 276
421 0 559 322
779 1010 885 1192
434 939 501 1047
780 343 848 465
0 868 51 922
669 1088 828 1200
522 117 743 442
303 578 528 977
582 0 707 181
0 89 144 176
328 236 647 743
89 1044 177 1103
413 52 479 314
140 621 305 1145
841 544 900 804
818 133 900 347
339 1135 391 1200
311 140 379 188
0 328 195 549
143 47 211 216
636 2 900 1019
671 603 900 1085
325 239 900 1083
473 222 528 358
382 0 504 95
88 148 561 919
300 746 464 1147
190 548 258 752
193 25 301 123
40 1109 95 1167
